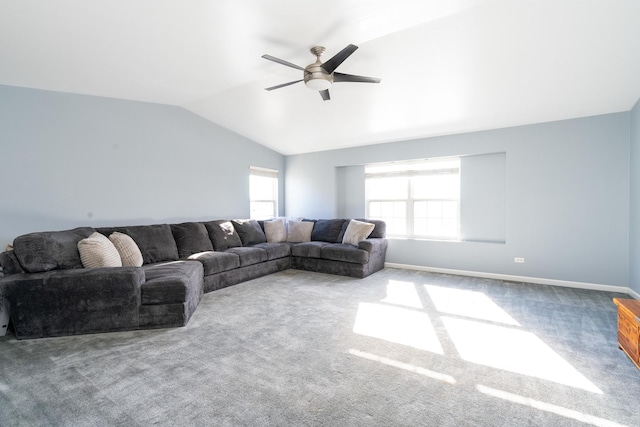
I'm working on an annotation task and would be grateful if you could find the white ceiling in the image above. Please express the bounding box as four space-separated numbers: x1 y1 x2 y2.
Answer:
2 0 640 155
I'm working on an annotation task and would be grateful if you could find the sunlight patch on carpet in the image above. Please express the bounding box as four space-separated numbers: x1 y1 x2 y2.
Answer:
425 285 520 326
477 385 627 427
349 349 456 384
381 280 423 309
353 302 443 353
443 317 602 394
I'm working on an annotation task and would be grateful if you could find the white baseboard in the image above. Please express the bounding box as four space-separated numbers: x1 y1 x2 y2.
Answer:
384 262 635 296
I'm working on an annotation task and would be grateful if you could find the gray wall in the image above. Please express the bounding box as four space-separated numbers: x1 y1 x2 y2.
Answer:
286 113 630 287
0 85 285 245
630 98 640 295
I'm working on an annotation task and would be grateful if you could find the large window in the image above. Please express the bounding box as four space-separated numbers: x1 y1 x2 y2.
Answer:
365 158 460 240
250 166 278 220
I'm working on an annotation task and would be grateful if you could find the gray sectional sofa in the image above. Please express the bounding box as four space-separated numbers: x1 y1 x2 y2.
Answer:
0 218 387 339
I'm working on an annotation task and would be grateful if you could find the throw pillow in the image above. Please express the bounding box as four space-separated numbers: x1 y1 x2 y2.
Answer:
232 219 267 246
109 232 143 267
170 222 214 258
311 219 347 243
264 218 286 243
204 220 243 251
287 220 314 243
78 232 123 268
342 219 376 246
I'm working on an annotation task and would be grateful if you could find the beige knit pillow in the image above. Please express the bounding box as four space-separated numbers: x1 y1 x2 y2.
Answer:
264 218 287 243
109 232 143 267
342 220 375 246
78 232 123 268
287 220 314 243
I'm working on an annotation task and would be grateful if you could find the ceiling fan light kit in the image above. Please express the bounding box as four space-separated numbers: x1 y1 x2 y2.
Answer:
262 44 380 101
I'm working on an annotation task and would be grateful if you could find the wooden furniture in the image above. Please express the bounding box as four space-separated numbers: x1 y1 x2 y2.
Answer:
613 298 640 370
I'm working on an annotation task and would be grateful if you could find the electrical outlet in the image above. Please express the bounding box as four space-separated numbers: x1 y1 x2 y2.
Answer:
514 257 525 263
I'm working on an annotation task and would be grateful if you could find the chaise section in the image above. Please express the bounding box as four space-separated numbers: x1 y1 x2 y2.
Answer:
5 267 144 339
139 261 203 328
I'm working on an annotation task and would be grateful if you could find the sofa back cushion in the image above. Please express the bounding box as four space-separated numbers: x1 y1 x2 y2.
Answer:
12 227 96 273
170 222 214 258
97 224 178 265
311 219 348 243
204 220 243 251
231 219 267 246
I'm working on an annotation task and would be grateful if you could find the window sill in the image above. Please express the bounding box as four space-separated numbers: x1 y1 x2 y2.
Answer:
387 236 505 244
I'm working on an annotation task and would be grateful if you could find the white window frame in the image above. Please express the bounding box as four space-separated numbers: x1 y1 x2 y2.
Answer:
365 158 460 240
250 166 278 220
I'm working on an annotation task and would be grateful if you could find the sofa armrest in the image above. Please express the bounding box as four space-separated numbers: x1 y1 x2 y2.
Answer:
358 238 388 254
4 267 145 339
358 238 388 274
0 251 24 275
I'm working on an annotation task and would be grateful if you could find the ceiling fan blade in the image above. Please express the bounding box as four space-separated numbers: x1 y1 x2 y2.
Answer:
320 89 331 101
333 72 381 84
261 54 304 71
265 80 303 91
321 44 358 74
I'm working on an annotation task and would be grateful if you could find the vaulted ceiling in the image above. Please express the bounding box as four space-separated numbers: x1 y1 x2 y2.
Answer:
2 0 640 155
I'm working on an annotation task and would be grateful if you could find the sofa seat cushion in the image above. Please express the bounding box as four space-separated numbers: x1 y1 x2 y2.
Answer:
171 222 213 258
142 261 203 305
13 227 96 273
321 244 370 264
250 242 291 260
224 247 267 267
291 241 331 259
187 251 240 275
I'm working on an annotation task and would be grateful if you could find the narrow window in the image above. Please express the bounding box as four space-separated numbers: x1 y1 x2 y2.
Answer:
250 166 278 220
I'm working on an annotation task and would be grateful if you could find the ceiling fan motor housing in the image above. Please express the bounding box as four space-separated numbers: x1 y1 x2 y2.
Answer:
304 62 333 91
304 47 332 91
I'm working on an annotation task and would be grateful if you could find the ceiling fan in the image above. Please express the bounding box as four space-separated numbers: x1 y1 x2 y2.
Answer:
262 44 381 101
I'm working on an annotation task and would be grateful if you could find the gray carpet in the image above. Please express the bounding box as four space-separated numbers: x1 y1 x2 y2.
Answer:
1 268 639 426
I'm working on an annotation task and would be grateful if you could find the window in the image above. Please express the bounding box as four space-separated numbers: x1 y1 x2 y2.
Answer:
250 166 278 220
365 158 460 239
